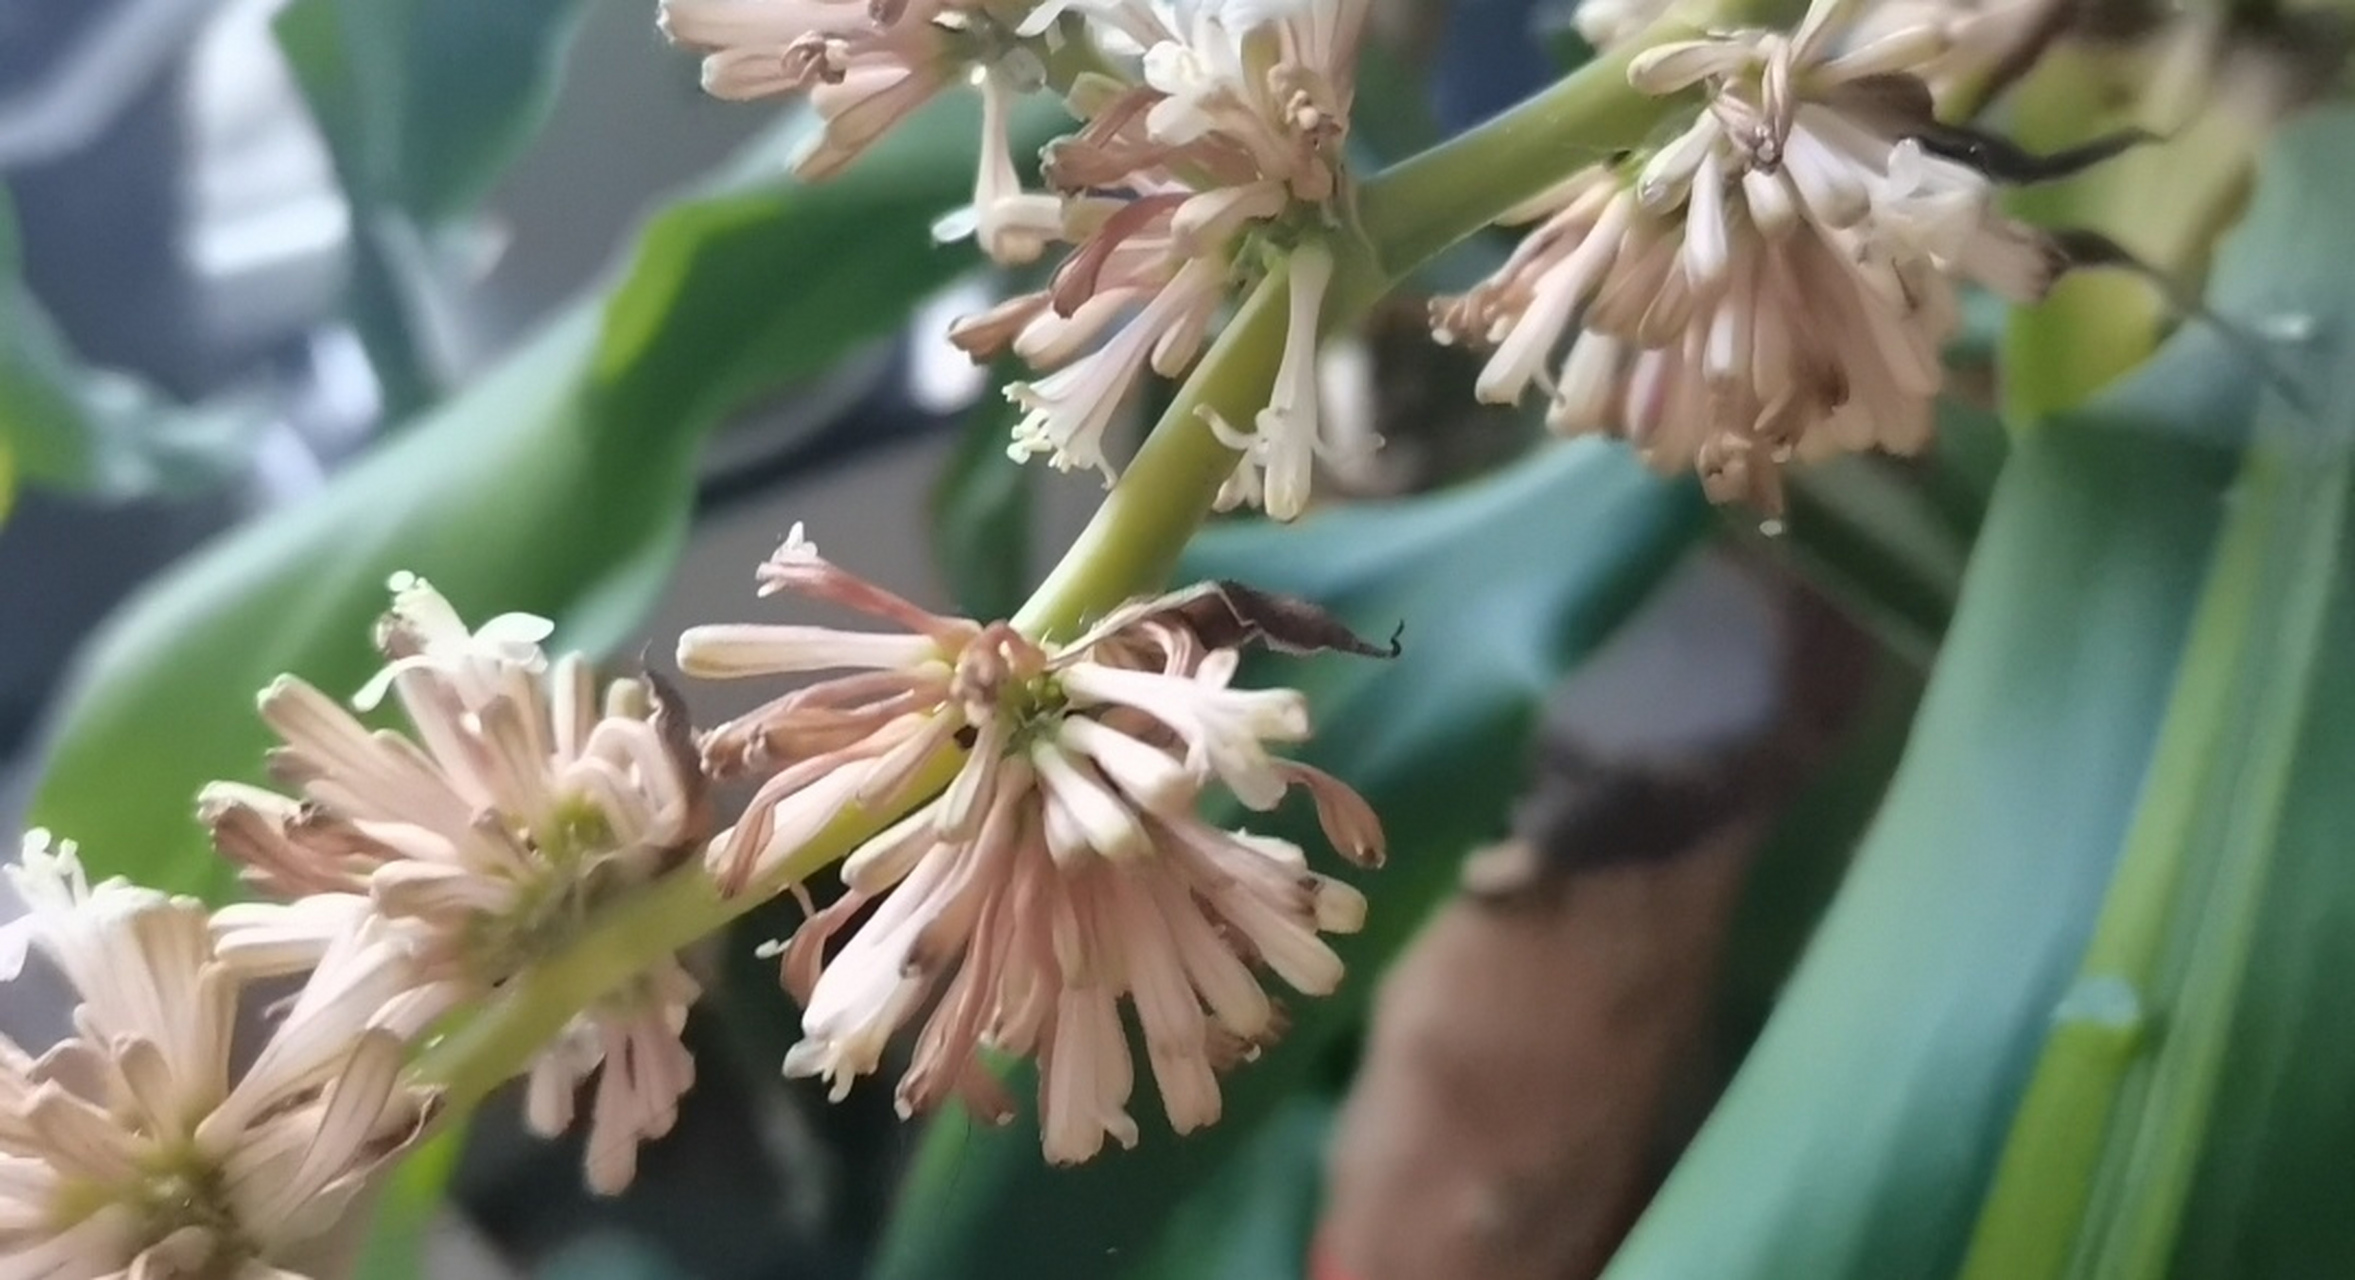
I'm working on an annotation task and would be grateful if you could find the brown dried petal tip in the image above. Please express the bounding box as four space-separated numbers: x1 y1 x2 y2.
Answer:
1086 581 1402 660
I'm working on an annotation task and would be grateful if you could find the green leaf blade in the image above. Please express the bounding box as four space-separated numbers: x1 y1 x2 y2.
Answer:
1604 422 2235 1280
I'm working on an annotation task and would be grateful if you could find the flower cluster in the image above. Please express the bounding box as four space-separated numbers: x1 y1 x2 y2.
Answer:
6 534 1381 1228
201 575 708 1194
0 835 429 1278
1435 0 2066 508
660 0 1042 181
950 0 1374 519
678 527 1384 1162
664 0 1377 520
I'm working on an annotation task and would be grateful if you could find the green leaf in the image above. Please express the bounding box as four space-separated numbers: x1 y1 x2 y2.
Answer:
1963 426 2345 1280
273 0 587 226
1603 413 2236 1280
930 358 1036 619
271 0 592 410
1772 411 1989 670
1959 107 2355 1280
873 441 1710 1280
27 96 1003 902
2166 470 2355 1279
1711 662 1924 1066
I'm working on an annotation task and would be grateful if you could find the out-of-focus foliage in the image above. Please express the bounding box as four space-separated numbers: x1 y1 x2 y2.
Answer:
1126 1098 1336 1280
880 441 1710 1280
273 0 589 411
1610 418 2230 1280
27 97 1009 904
273 0 587 227
1964 107 2355 1280
20 0 2355 1273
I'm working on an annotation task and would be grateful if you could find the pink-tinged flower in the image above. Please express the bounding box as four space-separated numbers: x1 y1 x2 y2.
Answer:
200 575 709 1194
946 0 1374 519
1432 0 2066 508
677 532 1385 1162
659 0 1002 181
0 834 430 1279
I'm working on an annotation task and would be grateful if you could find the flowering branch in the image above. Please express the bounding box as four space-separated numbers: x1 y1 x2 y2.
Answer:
411 0 2116 1169
409 21 1726 1115
0 0 2235 1251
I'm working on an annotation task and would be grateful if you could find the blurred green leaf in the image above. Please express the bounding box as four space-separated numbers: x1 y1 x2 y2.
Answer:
1604 415 2234 1280
27 96 1003 902
1711 660 1922 1070
873 441 1710 1280
1773 435 1979 669
537 1234 692 1280
274 0 587 226
0 191 271 499
1126 1098 1335 1280
1963 412 2347 1280
930 358 1035 619
1960 108 2355 1280
2166 467 2355 1278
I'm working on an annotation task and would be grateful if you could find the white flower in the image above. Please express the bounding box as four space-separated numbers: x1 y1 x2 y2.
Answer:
948 0 1371 518
201 576 707 1194
0 835 430 1279
1848 0 2060 108
1002 254 1233 482
933 67 1071 265
678 534 1386 1162
1207 240 1368 520
1431 0 2066 507
352 570 552 711
521 964 701 1194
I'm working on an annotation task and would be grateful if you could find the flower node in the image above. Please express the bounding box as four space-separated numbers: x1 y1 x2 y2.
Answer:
200 574 710 1194
676 526 1387 1162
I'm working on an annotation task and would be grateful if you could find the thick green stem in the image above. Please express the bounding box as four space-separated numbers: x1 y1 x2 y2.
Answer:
1355 31 1692 274
1014 270 1291 637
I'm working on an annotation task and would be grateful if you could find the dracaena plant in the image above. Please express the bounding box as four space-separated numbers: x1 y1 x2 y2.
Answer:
3 0 2332 1271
